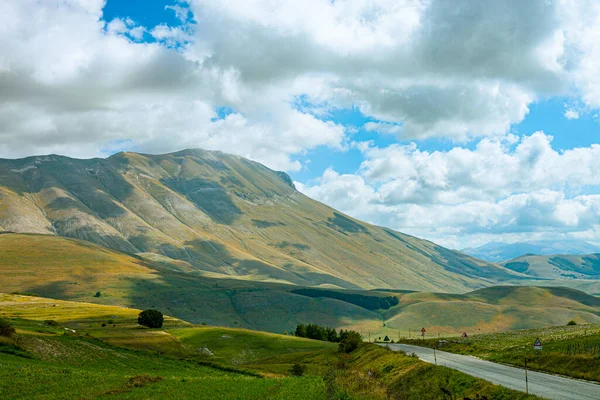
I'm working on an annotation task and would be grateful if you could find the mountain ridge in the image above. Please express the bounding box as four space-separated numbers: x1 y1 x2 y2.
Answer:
0 148 517 293
462 239 600 262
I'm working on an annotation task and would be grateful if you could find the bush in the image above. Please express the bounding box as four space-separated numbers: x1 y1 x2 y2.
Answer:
44 320 60 327
567 320 577 326
339 331 362 353
138 309 164 328
0 318 15 337
94 291 101 298
290 363 306 376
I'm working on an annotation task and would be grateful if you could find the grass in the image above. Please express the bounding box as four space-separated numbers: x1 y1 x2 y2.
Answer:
0 294 331 399
170 326 337 365
250 344 540 399
0 293 545 399
399 323 600 382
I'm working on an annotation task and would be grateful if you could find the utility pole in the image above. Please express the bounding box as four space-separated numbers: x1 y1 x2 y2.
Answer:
524 358 529 394
368 332 371 343
408 329 411 339
434 346 437 365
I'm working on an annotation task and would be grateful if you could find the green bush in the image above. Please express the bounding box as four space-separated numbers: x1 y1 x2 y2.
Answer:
290 363 306 376
0 318 15 337
567 320 577 326
138 309 164 328
94 291 101 298
339 331 362 353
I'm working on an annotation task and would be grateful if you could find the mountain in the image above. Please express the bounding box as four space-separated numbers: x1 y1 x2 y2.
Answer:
502 253 600 280
462 240 600 262
0 149 516 293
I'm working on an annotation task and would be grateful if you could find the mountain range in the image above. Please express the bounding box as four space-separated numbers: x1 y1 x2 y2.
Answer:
0 149 517 293
462 240 600 263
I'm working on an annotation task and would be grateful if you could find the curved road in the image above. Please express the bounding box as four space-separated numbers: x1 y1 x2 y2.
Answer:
383 343 600 400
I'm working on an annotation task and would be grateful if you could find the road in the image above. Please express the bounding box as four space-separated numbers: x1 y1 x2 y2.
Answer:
382 343 600 400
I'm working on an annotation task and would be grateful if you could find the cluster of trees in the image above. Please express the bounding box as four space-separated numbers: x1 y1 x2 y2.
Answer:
294 324 363 353
291 288 399 311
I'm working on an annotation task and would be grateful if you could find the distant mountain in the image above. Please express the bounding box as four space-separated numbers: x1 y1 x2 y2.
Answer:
0 149 516 293
462 240 600 262
502 253 600 280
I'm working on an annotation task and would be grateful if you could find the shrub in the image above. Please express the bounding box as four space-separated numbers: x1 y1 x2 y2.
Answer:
0 318 15 337
339 331 362 353
290 363 306 376
44 320 60 327
567 320 577 326
94 291 101 298
138 309 164 328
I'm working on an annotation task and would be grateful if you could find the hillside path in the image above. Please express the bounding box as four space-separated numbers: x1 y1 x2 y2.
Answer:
382 343 600 400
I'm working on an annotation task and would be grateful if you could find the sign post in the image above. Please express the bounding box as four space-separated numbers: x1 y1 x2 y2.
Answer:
524 357 529 394
534 338 542 351
421 327 426 340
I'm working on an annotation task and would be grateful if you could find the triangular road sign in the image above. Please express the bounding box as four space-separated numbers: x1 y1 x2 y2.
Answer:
421 327 426 333
534 338 542 346
462 332 468 338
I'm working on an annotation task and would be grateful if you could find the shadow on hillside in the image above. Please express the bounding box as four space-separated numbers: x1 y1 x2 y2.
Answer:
161 177 242 225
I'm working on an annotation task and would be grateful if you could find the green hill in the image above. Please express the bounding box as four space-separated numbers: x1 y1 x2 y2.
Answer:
502 253 600 279
4 234 597 337
0 149 516 293
374 286 600 337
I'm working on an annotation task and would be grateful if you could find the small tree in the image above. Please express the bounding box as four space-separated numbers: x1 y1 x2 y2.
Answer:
0 318 15 337
567 320 577 326
138 309 164 328
94 291 101 298
290 363 305 376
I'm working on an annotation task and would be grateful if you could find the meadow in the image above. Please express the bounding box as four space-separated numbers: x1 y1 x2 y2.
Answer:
0 293 541 399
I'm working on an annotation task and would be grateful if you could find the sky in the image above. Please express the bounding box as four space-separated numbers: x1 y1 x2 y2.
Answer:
1 0 600 249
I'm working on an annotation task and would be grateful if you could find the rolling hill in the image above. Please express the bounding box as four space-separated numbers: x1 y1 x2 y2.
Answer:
462 240 600 262
0 149 517 293
2 234 598 337
502 253 600 279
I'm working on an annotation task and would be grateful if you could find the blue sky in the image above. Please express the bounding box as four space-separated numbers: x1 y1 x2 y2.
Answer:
3 0 600 248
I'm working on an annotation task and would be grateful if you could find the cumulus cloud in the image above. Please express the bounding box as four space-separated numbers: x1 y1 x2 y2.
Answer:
2 0 600 245
299 133 600 247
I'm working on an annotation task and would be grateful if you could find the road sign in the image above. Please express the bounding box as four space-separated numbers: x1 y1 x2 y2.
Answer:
421 327 426 337
533 338 542 350
462 332 468 338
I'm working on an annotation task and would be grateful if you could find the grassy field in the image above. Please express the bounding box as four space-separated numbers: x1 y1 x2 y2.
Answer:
398 323 600 382
248 344 539 399
0 294 334 399
0 293 543 399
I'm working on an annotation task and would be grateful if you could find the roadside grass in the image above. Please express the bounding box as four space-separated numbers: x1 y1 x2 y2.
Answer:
399 323 600 382
170 326 336 365
250 344 539 399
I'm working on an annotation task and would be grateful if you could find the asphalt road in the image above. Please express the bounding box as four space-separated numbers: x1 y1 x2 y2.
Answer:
382 343 600 400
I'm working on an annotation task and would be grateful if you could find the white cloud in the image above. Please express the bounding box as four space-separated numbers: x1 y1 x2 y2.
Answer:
564 109 580 119
299 133 600 247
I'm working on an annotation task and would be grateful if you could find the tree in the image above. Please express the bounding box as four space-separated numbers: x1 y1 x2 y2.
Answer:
295 324 306 338
339 330 362 353
94 291 101 297
0 318 15 337
138 309 164 328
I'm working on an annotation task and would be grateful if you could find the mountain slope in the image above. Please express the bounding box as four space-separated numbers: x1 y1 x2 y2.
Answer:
502 253 600 279
462 240 600 262
0 149 516 292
